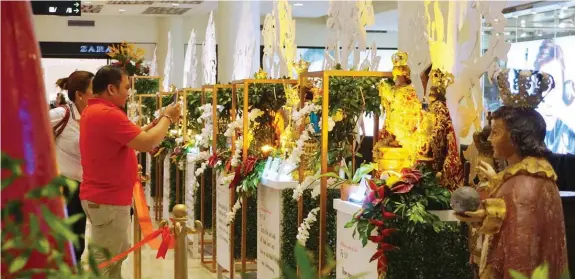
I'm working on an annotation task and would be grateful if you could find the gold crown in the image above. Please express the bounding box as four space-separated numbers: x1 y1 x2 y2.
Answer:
391 51 410 78
293 56 311 75
496 68 555 108
392 51 408 67
429 68 454 95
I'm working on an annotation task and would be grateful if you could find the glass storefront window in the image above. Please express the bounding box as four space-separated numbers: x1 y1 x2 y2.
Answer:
482 3 575 154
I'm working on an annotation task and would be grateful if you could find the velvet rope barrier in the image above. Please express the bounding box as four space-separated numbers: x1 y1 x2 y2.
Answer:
98 181 176 269
133 181 175 250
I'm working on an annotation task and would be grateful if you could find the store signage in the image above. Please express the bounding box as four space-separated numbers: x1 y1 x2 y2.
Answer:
32 1 81 16
80 44 112 54
39 42 118 58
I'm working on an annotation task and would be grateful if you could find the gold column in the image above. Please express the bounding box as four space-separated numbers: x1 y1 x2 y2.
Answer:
213 86 221 273
318 73 329 276
229 84 237 279
241 82 249 274
134 165 146 279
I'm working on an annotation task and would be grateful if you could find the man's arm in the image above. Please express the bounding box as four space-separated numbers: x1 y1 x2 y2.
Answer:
127 117 172 152
141 121 156 132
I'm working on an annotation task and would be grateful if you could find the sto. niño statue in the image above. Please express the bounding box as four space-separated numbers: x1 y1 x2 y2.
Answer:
456 69 567 279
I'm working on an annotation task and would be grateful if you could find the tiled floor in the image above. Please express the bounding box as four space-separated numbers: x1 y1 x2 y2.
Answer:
121 247 217 279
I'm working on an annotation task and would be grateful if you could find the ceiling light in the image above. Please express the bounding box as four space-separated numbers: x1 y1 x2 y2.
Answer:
531 12 537 15
559 22 567 28
538 33 543 37
521 32 527 38
84 1 91 3
561 6 568 10
294 3 304 6
118 8 126 12
172 3 179 6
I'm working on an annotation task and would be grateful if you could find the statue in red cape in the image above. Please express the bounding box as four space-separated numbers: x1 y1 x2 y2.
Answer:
1 1 74 277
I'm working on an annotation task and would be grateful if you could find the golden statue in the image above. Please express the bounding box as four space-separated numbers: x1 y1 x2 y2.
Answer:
374 51 423 171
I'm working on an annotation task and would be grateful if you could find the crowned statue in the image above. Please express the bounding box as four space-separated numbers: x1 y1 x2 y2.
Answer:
455 68 567 279
374 51 424 172
424 68 464 191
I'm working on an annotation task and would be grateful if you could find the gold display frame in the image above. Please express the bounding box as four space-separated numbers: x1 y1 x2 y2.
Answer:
298 70 392 276
229 78 299 277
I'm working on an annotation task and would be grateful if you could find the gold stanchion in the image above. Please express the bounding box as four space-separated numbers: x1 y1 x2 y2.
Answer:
134 165 149 279
172 204 203 279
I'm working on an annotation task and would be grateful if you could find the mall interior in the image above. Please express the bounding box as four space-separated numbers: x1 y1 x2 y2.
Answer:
2 0 575 278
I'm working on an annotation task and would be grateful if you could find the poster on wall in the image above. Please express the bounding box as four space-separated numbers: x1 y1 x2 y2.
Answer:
492 36 575 154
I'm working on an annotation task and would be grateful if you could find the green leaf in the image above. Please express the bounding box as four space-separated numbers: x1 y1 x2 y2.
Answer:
29 214 40 238
9 255 28 273
344 220 355 228
531 263 550 279
295 243 315 279
64 213 85 226
508 269 530 279
40 205 78 243
36 238 50 255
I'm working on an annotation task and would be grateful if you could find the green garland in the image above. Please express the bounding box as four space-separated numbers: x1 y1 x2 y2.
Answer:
280 189 339 279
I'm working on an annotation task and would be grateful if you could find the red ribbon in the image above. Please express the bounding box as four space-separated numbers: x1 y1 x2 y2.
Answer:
97 225 172 269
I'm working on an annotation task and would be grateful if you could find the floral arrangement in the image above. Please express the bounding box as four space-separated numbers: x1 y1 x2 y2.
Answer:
107 42 150 76
344 164 451 276
296 207 320 246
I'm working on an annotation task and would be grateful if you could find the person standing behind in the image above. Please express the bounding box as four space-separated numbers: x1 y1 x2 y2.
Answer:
79 66 180 278
50 70 94 265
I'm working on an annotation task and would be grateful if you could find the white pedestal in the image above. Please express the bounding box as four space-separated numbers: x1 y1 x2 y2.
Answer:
256 178 298 279
334 199 460 279
334 199 379 279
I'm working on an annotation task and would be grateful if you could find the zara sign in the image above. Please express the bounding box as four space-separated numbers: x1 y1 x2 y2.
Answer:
40 42 118 58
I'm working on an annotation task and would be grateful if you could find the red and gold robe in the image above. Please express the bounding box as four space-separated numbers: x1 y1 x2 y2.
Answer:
428 100 464 190
476 157 568 279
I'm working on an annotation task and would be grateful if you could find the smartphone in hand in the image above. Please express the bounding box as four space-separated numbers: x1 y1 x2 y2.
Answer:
172 91 179 104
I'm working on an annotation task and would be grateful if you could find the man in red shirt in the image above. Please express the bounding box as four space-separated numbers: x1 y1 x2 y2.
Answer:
80 66 180 278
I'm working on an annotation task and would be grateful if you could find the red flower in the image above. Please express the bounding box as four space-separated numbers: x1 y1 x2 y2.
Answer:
229 166 243 189
368 219 384 227
381 228 398 236
391 182 414 194
400 168 422 183
243 156 259 175
208 153 219 167
382 211 396 219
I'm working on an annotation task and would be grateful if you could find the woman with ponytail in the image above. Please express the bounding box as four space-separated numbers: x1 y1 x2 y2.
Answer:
49 70 94 264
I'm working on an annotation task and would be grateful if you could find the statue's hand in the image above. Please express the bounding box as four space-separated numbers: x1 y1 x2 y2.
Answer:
478 160 497 181
453 208 486 223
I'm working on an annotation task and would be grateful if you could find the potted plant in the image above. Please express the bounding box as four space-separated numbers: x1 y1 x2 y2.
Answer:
322 162 378 201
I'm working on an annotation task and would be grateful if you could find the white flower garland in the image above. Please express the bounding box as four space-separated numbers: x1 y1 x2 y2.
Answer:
292 174 320 201
223 108 264 225
286 124 315 166
197 104 213 149
296 207 320 247
226 198 242 226
230 136 243 168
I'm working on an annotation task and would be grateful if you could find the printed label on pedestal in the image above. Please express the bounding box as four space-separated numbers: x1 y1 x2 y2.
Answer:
257 185 282 278
336 210 378 279
216 174 231 270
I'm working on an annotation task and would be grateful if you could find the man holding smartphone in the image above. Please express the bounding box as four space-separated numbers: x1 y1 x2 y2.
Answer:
79 66 180 278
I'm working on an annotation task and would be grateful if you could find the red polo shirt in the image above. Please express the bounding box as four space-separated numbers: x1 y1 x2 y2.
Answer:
79 98 141 205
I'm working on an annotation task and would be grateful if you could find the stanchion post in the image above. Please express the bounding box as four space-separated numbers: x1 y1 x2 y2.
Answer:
173 204 203 279
134 165 148 279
